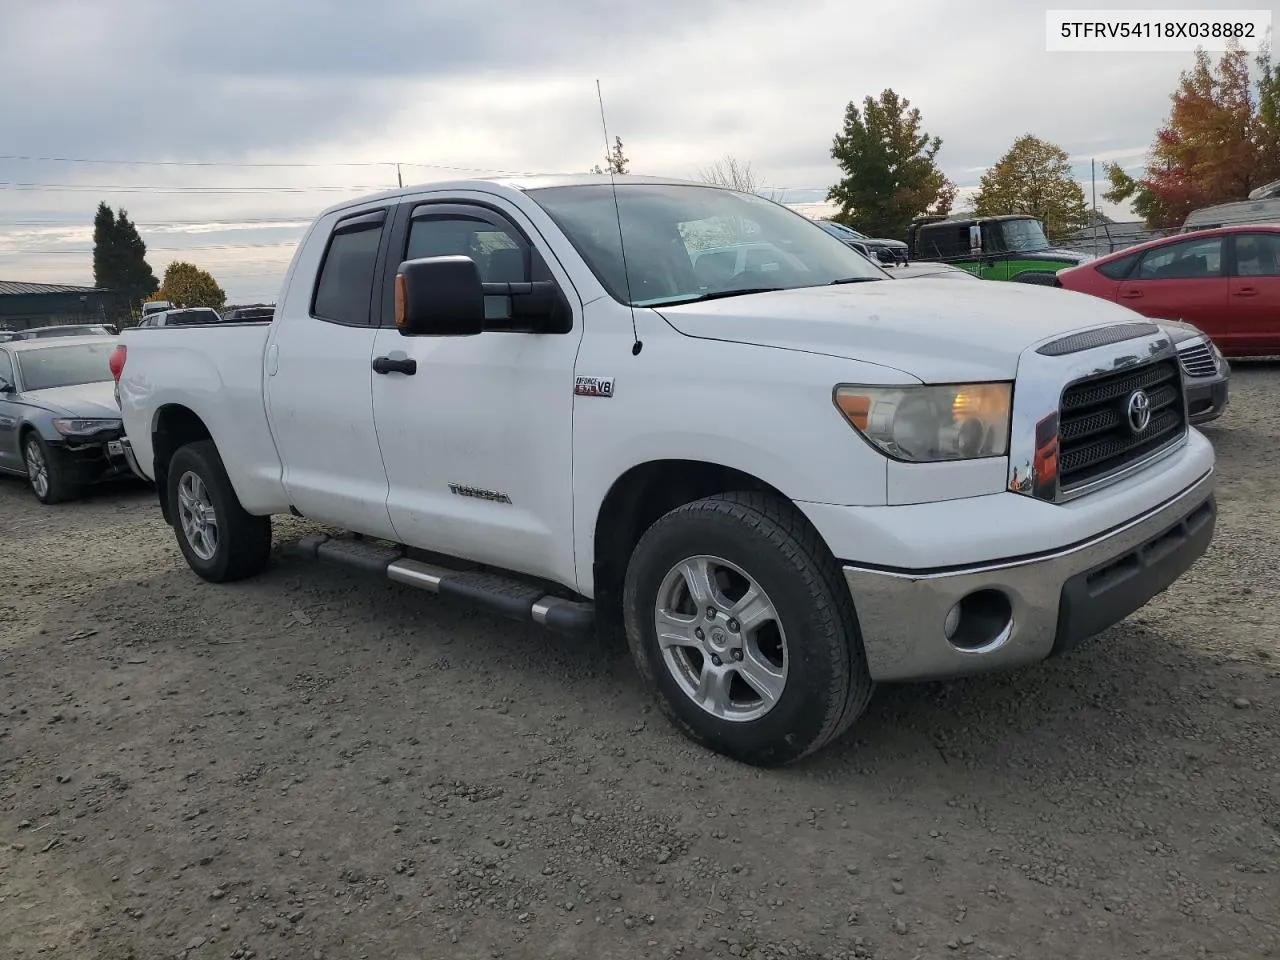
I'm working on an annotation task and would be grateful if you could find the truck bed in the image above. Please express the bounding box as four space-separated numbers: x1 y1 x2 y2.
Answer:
116 321 288 513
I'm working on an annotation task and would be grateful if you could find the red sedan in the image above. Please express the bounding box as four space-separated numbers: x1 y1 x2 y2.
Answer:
1055 225 1280 357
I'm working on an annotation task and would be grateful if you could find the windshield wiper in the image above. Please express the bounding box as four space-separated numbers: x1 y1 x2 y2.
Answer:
829 276 884 284
652 287 784 306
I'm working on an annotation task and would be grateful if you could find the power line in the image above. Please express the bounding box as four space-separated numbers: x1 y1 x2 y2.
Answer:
0 154 561 177
0 216 311 227
13 242 300 254
0 181 390 194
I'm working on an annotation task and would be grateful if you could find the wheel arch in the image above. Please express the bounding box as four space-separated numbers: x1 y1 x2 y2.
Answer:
590 458 817 629
151 404 214 524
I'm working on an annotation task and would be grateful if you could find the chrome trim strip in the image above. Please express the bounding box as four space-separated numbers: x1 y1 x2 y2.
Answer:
844 468 1215 682
386 559 445 591
1007 325 1186 502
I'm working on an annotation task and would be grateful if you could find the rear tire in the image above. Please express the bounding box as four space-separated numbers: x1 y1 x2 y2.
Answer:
166 440 271 583
622 492 874 767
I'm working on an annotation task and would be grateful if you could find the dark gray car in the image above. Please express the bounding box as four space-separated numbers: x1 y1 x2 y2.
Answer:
0 335 133 503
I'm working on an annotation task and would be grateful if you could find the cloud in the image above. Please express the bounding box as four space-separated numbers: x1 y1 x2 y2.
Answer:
0 0 1228 300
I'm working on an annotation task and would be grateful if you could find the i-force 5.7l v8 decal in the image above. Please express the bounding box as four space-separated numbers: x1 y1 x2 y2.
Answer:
574 375 614 398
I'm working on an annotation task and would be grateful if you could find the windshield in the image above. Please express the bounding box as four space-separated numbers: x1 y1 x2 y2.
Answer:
991 218 1050 253
528 183 885 307
16 341 114 391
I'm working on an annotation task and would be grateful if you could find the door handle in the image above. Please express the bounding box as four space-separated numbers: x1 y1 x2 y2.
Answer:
373 356 417 375
1233 287 1258 296
1119 290 1143 299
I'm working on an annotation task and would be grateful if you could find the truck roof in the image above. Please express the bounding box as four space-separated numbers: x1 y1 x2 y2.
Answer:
313 173 721 221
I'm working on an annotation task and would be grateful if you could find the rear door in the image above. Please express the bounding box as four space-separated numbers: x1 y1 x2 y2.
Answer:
262 207 399 539
1226 231 1280 355
1116 234 1228 339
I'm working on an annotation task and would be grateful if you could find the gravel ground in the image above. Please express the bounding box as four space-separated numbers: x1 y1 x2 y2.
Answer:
3 366 1279 960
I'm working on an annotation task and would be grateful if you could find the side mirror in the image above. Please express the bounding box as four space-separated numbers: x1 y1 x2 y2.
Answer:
876 249 896 264
0 376 13 394
395 254 571 337
395 256 485 337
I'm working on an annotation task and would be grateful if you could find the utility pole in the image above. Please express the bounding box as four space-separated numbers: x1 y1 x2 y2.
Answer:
396 163 403 188
1091 158 1098 257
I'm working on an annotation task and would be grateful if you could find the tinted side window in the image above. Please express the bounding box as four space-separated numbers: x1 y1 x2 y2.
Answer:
1234 232 1280 277
406 214 529 323
312 212 386 325
918 226 961 258
1095 252 1139 280
1136 236 1223 280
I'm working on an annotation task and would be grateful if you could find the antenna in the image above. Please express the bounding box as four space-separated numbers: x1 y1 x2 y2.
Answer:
596 79 642 356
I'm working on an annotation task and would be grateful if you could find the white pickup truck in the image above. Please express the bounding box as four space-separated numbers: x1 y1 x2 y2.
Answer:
113 175 1217 766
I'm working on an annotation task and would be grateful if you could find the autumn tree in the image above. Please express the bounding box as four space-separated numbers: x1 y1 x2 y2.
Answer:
591 135 629 174
1105 42 1280 228
158 261 226 310
698 155 759 193
91 202 159 315
973 134 1090 241
826 89 955 239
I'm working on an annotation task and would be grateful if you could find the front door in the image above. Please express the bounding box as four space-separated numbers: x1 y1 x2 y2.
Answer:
0 348 22 473
1116 233 1228 340
370 195 584 588
1226 231 1280 355
263 206 399 540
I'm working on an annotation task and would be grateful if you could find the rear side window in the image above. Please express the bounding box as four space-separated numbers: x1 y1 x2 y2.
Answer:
1095 252 1139 280
0 349 13 384
312 210 386 325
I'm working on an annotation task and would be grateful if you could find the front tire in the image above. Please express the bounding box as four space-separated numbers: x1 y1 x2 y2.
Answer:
166 440 272 583
622 492 874 767
23 432 81 505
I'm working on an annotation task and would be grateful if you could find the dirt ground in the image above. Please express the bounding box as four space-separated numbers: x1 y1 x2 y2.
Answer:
3 367 1279 960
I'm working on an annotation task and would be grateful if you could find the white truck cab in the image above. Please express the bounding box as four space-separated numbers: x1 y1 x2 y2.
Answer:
113 175 1216 766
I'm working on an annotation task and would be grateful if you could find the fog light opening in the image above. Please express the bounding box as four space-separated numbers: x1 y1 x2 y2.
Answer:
945 589 1014 652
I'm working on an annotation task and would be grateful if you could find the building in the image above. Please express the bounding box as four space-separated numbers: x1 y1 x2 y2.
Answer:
0 281 113 332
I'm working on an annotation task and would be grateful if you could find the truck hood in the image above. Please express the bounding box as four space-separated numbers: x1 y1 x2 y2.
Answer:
653 280 1152 383
21 380 121 418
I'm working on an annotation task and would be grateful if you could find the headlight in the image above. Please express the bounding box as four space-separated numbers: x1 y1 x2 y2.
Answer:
51 418 122 437
834 383 1012 462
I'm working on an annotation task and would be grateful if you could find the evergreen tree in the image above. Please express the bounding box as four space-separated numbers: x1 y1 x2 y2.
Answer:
90 202 158 315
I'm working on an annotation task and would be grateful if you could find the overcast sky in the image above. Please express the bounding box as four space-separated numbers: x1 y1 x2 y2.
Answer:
0 0 1255 302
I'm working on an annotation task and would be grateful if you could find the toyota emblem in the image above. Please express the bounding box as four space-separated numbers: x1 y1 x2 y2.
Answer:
1126 389 1152 434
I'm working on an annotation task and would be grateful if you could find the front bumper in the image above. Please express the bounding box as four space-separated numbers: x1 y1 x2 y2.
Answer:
842 468 1216 682
1186 376 1229 425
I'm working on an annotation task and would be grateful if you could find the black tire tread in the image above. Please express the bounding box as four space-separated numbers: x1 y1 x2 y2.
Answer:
624 491 874 764
167 439 272 583
23 430 81 505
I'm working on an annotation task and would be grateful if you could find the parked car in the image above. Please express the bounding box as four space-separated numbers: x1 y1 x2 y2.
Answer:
135 308 223 328
0 323 116 343
223 306 275 322
888 261 1229 424
0 335 132 503
1054 225 1280 357
113 174 1216 767
907 214 1092 281
815 219 909 264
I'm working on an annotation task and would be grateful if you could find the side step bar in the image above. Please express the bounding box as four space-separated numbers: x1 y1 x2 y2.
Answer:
282 534 596 637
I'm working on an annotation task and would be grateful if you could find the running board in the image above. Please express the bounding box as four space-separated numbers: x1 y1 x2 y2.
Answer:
283 534 595 637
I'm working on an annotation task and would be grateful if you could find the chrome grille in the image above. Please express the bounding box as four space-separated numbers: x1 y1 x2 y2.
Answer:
1177 340 1218 378
1057 358 1187 491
